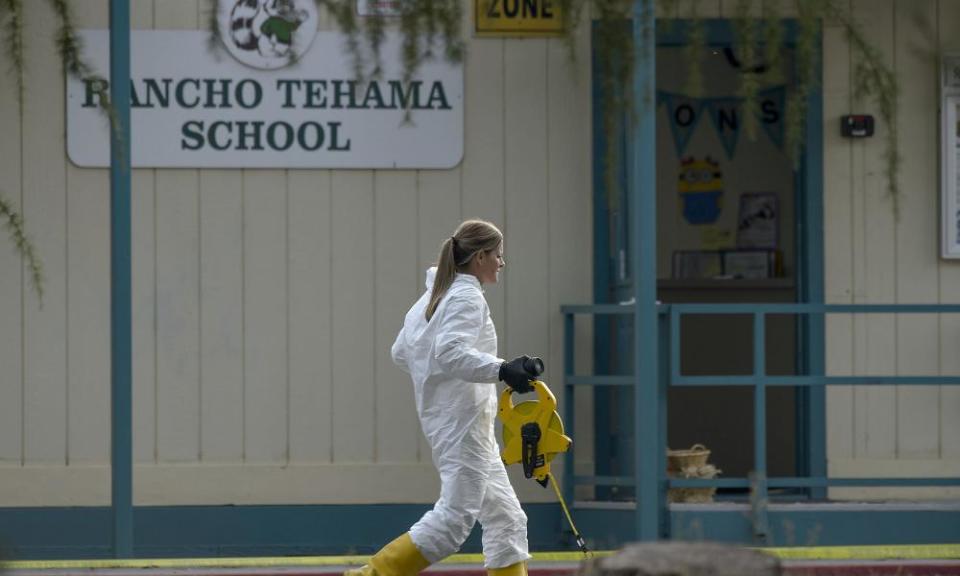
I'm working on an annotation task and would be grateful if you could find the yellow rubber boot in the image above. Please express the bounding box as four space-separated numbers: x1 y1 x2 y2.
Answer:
487 561 528 576
344 533 430 576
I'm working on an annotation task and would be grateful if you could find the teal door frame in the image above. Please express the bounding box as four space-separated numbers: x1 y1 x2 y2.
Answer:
592 17 826 508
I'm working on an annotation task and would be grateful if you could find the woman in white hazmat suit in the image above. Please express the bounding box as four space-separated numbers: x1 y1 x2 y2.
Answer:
345 220 542 576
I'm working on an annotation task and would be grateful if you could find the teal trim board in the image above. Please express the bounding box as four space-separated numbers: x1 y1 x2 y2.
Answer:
798 38 826 500
108 0 134 559
0 505 572 560
631 0 660 541
2 504 959 559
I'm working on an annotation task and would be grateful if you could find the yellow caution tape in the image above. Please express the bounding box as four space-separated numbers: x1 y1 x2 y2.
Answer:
4 544 958 570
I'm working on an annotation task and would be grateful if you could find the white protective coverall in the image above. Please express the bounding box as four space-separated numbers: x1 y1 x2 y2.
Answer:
391 268 530 569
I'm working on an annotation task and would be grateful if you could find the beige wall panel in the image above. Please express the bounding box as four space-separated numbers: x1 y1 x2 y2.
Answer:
199 170 244 461
74 1 107 26
718 0 797 17
288 170 333 463
316 3 335 30
719 0 753 17
243 170 289 463
66 167 111 463
417 171 462 270
893 0 940 459
851 0 896 460
829 458 960 499
823 18 855 461
461 37 506 340
155 170 201 462
130 6 156 465
22 0 68 465
416 168 462 462
154 0 200 467
939 0 960 460
0 26 23 463
504 39 549 365
546 29 594 479
941 307 960 459
692 0 722 17
0 463 445 507
504 34 554 501
374 171 420 463
132 169 157 463
157 0 200 27
657 0 678 18
198 0 214 33
132 0 153 28
331 171 376 462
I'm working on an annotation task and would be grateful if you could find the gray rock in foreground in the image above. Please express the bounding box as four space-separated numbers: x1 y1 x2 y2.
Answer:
576 541 781 576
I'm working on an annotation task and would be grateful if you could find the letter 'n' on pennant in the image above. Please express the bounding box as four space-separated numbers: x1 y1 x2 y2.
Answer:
705 97 742 159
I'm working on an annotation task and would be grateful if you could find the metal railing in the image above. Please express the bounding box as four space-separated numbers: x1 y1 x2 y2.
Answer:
560 302 960 540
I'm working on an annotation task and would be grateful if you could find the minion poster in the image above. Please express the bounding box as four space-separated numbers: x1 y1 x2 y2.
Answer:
678 156 723 225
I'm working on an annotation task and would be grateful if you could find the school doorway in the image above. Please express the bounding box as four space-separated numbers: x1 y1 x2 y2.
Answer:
591 20 823 499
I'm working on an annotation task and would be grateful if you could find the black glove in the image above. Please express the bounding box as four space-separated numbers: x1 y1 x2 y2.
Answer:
499 355 543 394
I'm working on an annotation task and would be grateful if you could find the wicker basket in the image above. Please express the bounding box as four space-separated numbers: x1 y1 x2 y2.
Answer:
666 444 717 503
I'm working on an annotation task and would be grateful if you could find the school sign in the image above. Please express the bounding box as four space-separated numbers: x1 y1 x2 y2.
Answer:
67 30 463 168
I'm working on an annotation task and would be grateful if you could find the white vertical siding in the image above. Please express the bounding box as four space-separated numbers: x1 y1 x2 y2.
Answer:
547 26 594 484
373 171 420 464
10 0 955 505
853 0 898 460
287 170 333 463
823 0 960 497
66 0 111 470
504 39 549 371
940 0 960 462
199 170 244 462
155 168 202 463
822 2 856 461
153 1 202 466
461 36 506 338
65 165 111 464
0 0 23 464
130 0 157 467
416 166 464 463
893 0 940 459
22 0 68 465
242 170 289 463
331 171 376 463
131 163 157 464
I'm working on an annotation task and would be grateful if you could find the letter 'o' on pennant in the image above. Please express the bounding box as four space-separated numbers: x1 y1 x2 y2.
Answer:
660 92 704 158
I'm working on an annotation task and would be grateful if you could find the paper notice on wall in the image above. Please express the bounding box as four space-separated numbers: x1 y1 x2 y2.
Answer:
956 114 960 246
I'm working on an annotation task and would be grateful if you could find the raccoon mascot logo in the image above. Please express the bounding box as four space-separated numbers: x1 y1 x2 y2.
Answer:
218 0 318 69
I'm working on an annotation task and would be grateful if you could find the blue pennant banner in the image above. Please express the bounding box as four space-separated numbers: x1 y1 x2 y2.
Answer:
757 86 786 149
661 92 704 157
658 86 786 160
704 97 743 159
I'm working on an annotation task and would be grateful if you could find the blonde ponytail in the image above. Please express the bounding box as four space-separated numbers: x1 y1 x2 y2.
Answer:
425 219 502 321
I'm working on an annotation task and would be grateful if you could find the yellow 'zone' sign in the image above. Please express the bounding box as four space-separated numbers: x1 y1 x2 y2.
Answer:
475 0 564 36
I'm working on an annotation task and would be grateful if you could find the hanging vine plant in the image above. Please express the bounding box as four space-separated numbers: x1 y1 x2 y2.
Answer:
0 0 902 281
0 0 110 303
0 192 44 301
284 0 900 215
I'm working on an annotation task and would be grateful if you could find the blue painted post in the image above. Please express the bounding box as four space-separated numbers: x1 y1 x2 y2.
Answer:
803 65 827 501
656 308 670 537
752 313 768 544
632 0 659 541
110 0 133 558
563 313 576 506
